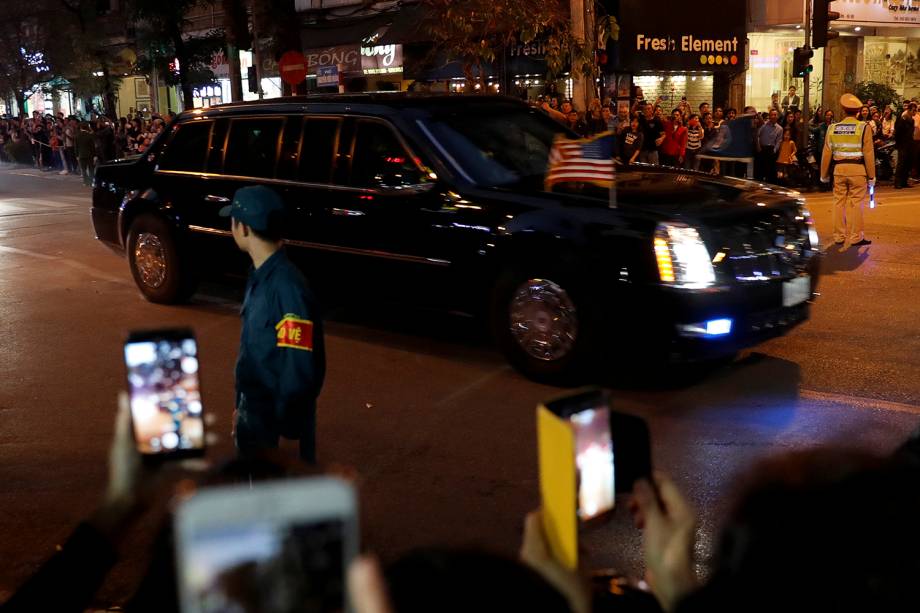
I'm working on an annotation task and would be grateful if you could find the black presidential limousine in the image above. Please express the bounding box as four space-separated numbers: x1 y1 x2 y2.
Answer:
91 95 821 382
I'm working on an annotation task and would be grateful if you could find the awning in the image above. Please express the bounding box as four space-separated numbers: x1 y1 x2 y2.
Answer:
300 12 393 49
376 3 430 45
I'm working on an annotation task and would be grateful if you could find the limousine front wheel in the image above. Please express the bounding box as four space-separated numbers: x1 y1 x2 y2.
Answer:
492 273 600 384
127 214 196 304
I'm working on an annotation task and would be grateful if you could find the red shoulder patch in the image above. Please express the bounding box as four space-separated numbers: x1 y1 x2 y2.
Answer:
275 314 313 351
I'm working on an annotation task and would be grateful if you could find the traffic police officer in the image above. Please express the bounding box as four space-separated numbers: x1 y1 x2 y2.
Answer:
220 186 325 463
820 93 875 248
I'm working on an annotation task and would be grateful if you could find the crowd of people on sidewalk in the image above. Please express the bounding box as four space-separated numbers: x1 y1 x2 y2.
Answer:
0 110 174 185
534 87 920 187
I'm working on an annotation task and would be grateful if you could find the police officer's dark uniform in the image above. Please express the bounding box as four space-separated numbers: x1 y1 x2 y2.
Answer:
219 186 325 462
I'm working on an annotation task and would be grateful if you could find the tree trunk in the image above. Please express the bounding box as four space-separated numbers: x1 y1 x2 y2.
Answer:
101 63 118 120
227 44 243 101
15 92 27 117
173 34 194 110
223 0 246 102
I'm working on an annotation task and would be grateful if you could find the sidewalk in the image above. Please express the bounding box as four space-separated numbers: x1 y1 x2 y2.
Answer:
0 162 89 185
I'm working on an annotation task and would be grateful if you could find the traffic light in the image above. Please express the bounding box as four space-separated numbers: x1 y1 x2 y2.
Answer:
813 0 841 48
793 47 814 78
247 66 258 93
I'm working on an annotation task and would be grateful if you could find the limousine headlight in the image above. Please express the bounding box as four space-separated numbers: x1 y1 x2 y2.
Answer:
654 223 716 289
799 206 820 250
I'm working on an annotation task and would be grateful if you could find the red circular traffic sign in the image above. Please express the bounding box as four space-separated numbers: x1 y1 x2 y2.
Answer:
278 51 308 85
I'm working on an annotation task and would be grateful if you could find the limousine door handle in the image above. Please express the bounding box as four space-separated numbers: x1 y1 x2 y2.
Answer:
205 194 230 203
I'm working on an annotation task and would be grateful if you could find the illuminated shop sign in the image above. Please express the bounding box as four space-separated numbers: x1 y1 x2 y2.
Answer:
360 44 403 74
509 41 547 58
304 46 361 73
836 0 920 25
619 0 746 71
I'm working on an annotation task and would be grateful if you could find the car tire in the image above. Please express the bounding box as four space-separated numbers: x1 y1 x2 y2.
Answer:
127 213 196 304
491 268 601 385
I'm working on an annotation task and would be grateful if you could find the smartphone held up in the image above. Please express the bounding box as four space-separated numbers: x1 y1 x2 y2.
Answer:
124 328 205 460
175 477 359 613
538 388 652 568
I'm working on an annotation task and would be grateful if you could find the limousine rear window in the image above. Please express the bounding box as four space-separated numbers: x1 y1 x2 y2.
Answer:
420 109 565 188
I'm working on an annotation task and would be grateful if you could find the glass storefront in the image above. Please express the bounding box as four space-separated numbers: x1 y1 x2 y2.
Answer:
746 33 825 114
862 35 920 99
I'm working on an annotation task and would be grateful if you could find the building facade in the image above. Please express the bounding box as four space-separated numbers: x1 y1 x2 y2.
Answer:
749 0 920 117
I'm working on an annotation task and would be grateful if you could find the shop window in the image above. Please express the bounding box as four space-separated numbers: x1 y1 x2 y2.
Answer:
158 121 212 172
349 121 423 189
224 118 284 178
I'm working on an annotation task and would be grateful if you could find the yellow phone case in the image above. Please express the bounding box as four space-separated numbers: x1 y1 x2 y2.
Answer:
537 403 578 570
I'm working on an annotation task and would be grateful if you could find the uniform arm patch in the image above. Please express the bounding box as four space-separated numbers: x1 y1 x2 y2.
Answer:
276 314 314 351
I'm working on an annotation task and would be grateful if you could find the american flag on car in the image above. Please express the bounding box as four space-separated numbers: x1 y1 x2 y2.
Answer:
545 132 616 190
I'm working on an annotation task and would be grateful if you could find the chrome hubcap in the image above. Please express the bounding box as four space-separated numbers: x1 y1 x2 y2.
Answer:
509 279 579 362
134 232 167 289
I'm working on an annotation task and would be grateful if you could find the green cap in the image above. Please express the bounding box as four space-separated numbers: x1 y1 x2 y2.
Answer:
219 185 283 232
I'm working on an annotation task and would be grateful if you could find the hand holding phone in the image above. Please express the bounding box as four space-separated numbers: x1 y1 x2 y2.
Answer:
632 475 697 611
124 328 205 460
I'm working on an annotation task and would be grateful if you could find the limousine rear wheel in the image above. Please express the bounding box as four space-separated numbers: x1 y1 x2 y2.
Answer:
127 214 196 304
492 271 600 384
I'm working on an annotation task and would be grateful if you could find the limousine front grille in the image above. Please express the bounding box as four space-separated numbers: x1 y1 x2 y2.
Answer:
710 211 811 283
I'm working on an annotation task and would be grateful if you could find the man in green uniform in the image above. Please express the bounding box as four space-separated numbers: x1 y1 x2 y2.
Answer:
820 94 875 249
220 186 326 463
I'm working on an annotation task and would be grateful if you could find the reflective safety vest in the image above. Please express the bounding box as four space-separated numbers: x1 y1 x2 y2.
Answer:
826 117 867 161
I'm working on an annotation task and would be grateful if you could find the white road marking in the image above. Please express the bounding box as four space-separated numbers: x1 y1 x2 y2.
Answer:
2 169 85 182
0 197 77 209
800 389 920 415
434 366 512 407
0 245 130 285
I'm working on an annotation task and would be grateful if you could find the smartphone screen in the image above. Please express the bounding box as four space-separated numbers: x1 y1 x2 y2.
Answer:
124 329 204 456
570 406 615 520
184 518 346 613
176 479 356 613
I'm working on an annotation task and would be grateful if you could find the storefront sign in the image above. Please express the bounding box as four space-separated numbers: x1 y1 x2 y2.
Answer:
618 0 746 71
360 44 403 75
836 0 920 25
210 50 230 79
509 41 547 59
304 45 361 73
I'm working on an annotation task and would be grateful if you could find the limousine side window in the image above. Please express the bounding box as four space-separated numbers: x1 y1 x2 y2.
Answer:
206 120 229 174
350 120 424 189
158 121 212 172
297 118 340 184
223 118 284 179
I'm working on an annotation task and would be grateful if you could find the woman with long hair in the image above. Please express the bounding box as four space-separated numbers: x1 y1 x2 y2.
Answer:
882 106 895 140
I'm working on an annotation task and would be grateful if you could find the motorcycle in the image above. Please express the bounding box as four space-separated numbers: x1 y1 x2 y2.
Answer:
780 132 820 189
875 141 895 182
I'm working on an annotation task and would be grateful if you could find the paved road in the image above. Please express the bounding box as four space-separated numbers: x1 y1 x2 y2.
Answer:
1 166 918 605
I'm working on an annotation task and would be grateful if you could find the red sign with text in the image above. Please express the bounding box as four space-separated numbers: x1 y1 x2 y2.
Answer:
278 51 308 85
